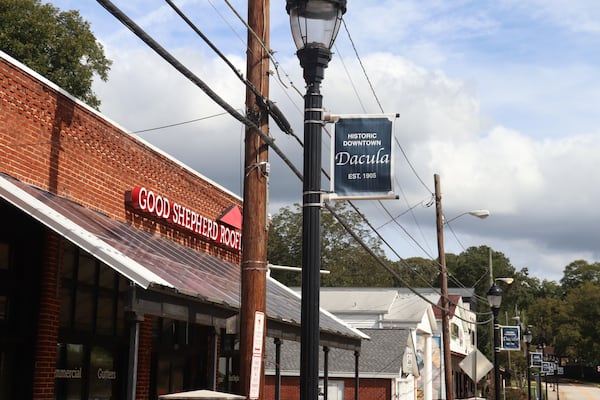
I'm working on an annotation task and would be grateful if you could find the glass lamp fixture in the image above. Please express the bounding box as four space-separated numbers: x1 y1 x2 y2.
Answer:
524 327 533 344
487 283 503 309
286 0 347 50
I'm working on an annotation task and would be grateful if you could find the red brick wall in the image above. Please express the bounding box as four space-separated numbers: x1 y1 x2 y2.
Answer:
0 53 242 264
136 317 154 400
264 376 392 400
32 231 63 400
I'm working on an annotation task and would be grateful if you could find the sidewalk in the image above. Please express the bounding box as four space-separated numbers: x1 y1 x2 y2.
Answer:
557 385 568 400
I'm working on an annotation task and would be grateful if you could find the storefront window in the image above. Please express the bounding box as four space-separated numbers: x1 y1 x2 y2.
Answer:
75 254 96 331
55 343 84 400
60 243 125 335
89 346 115 400
0 350 9 400
0 242 11 398
57 242 128 399
0 242 9 270
0 296 6 321
96 295 115 335
0 242 10 327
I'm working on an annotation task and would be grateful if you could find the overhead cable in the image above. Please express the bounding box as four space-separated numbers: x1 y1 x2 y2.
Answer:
96 0 302 181
164 0 294 138
98 0 486 320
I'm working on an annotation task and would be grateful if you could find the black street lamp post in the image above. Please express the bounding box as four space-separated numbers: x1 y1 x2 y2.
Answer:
487 283 503 400
556 355 560 400
286 2 346 400
524 327 533 400
536 344 544 400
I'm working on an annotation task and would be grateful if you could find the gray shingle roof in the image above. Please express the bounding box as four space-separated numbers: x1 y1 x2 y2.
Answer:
265 328 413 378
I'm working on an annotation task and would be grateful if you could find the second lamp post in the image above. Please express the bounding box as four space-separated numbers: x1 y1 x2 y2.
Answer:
487 282 503 400
524 327 533 400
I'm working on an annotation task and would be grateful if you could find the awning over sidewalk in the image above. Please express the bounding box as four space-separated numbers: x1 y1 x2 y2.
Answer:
0 173 364 349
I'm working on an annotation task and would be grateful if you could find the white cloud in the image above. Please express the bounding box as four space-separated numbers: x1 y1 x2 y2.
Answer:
512 0 600 33
428 126 543 214
59 0 600 283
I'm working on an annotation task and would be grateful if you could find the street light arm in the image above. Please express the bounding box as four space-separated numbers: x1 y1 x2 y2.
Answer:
444 209 490 224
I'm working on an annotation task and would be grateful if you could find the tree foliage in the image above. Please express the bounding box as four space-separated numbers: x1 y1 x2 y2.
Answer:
268 205 600 372
267 203 393 287
0 0 111 108
390 257 438 288
560 260 600 290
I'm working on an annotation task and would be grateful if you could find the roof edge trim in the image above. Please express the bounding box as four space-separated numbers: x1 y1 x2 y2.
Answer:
0 175 172 289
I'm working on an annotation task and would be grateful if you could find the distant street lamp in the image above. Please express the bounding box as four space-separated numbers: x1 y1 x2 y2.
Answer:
536 344 544 400
487 282 503 400
524 327 533 400
286 2 346 400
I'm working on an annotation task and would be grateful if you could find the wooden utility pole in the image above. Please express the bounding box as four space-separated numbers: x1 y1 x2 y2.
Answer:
435 173 454 400
239 0 270 399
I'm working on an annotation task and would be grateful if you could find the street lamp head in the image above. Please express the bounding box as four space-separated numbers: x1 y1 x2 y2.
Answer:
523 327 533 344
443 209 490 224
487 282 503 309
286 0 347 51
468 209 490 219
495 277 514 285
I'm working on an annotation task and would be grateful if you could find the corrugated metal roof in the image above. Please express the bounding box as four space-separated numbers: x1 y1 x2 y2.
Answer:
320 287 399 313
0 173 363 342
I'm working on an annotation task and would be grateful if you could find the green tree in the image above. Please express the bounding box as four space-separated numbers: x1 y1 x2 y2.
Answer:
560 260 600 290
523 260 600 366
267 205 303 286
0 0 111 108
445 246 519 359
447 246 517 294
389 257 438 288
267 202 393 287
560 281 600 363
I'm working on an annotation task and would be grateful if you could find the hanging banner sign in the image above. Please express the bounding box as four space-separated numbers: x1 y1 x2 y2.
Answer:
500 325 521 351
530 352 543 367
542 362 554 374
330 114 397 200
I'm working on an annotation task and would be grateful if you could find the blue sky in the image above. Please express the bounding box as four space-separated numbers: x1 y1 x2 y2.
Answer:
46 0 600 283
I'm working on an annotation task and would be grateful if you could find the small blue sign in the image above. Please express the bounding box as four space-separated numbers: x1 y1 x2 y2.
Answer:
531 352 543 367
501 326 521 351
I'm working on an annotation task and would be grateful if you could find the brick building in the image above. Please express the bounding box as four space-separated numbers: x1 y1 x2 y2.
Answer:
0 51 362 399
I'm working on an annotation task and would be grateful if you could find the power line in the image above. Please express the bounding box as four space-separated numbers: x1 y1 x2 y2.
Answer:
340 19 432 194
337 20 491 301
132 111 231 134
220 0 304 98
99 0 484 318
165 0 296 140
96 0 303 182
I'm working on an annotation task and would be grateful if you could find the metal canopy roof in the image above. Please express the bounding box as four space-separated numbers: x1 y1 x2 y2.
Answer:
0 174 363 349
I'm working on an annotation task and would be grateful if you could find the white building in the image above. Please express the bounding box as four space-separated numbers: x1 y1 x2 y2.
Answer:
319 288 439 400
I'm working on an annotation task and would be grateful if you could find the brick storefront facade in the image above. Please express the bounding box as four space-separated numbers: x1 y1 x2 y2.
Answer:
0 52 242 264
0 51 242 399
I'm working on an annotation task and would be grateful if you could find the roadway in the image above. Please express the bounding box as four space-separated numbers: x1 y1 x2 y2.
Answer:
557 382 600 400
